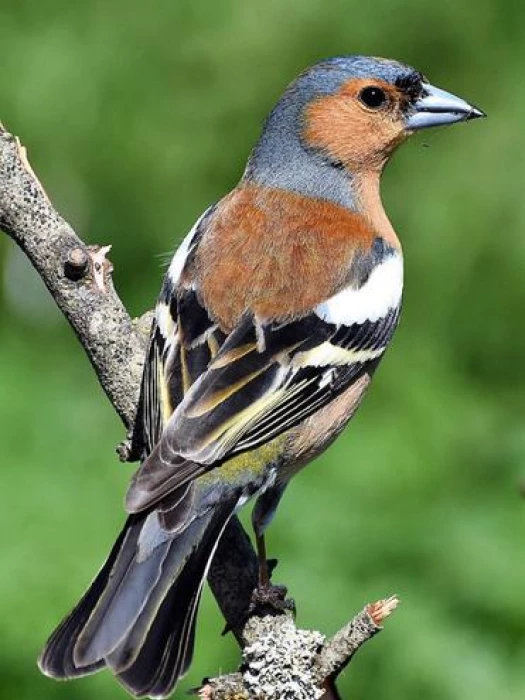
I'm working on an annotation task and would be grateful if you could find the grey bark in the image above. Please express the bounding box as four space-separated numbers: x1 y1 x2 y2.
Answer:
0 122 398 698
0 122 257 634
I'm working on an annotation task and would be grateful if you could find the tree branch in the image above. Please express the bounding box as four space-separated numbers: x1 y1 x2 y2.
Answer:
0 120 256 636
198 597 399 699
0 122 398 697
315 596 399 683
0 125 146 427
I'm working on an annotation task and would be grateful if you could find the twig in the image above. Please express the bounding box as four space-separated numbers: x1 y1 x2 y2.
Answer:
315 596 400 682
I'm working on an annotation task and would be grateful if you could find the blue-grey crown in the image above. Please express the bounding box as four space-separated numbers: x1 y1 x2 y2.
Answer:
293 55 421 98
298 56 421 92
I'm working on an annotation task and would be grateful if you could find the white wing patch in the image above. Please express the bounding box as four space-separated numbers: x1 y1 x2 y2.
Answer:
156 207 214 340
156 302 176 340
155 207 214 359
315 252 403 326
167 209 209 285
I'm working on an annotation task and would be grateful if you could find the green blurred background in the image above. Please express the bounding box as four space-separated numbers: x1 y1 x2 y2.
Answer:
0 1 523 698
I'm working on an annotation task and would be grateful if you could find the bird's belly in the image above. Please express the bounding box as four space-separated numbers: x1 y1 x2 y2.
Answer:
280 372 372 481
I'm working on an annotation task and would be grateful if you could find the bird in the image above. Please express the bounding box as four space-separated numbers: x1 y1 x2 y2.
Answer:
38 55 484 698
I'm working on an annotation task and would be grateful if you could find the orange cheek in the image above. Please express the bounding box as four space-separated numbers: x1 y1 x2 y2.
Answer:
303 79 406 171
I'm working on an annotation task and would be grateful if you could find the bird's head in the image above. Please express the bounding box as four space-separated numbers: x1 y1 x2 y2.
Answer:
299 55 484 171
244 56 484 202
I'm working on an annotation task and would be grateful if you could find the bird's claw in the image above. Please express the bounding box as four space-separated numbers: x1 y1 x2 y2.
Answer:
249 582 296 618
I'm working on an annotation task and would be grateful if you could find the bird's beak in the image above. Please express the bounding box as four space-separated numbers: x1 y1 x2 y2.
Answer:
405 82 486 131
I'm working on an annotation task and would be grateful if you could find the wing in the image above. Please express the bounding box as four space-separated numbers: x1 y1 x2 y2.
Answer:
128 205 227 516
133 205 219 453
165 305 400 464
127 247 403 512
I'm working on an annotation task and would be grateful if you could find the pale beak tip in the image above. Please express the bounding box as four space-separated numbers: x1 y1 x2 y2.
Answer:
467 106 486 120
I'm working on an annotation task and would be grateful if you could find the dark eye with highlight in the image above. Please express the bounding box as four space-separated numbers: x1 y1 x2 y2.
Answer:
359 86 387 109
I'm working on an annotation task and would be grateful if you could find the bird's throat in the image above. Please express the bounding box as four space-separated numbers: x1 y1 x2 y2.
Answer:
351 170 399 247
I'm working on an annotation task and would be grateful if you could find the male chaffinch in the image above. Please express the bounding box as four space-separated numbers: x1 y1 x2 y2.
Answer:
39 55 484 697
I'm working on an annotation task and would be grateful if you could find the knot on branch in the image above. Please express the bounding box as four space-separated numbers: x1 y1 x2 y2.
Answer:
64 247 89 280
63 244 114 292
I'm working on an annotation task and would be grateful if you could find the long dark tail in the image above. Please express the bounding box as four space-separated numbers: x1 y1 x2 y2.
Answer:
38 497 236 698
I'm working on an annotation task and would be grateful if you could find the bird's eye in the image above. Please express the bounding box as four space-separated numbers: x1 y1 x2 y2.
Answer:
359 86 387 109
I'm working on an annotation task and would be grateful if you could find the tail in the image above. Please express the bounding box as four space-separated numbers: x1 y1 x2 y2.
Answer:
38 496 237 698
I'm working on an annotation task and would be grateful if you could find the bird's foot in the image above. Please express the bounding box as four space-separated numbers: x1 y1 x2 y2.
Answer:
249 581 296 618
